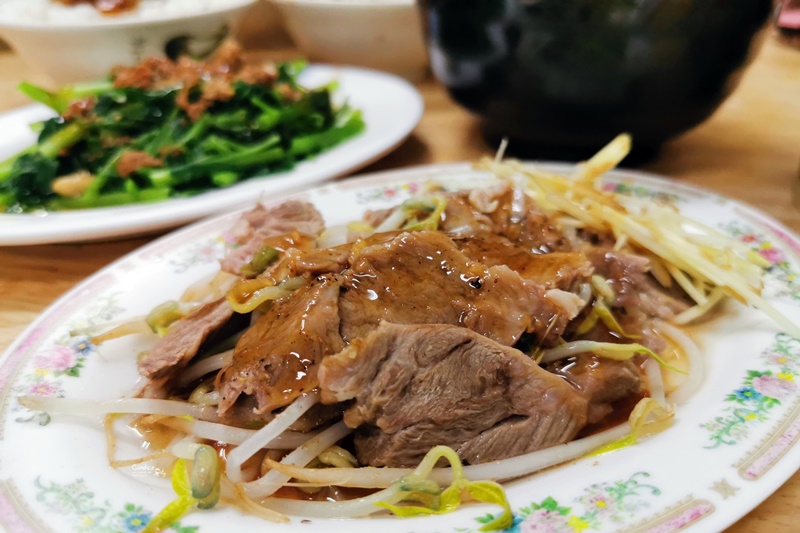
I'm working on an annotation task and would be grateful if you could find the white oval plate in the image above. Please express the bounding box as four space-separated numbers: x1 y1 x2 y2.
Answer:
2 163 800 533
0 65 423 246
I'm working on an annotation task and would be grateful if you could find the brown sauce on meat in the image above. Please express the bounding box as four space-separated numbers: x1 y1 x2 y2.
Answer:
576 391 645 438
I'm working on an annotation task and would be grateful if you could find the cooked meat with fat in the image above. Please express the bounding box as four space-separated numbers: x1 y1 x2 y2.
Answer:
319 322 588 466
586 249 689 319
138 298 241 381
485 189 573 254
362 185 571 255
453 232 593 291
338 231 573 347
216 275 344 415
221 200 325 275
547 355 642 425
439 195 495 235
585 249 690 352
264 232 401 281
284 246 352 277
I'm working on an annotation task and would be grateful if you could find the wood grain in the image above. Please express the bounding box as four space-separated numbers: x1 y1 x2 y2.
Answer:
0 33 799 533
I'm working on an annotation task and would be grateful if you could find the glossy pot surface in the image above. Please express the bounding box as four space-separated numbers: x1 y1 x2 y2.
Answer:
421 0 772 159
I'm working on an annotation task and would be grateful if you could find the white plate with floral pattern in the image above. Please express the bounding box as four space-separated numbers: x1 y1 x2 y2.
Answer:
1 163 800 533
0 65 423 246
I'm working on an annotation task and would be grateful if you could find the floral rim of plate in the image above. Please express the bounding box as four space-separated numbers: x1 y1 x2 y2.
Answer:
1 162 800 533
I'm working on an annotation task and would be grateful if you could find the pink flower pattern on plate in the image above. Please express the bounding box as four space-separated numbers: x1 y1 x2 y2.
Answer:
12 294 124 424
720 220 800 301
470 473 660 533
752 374 796 400
704 333 800 448
34 346 77 372
759 245 786 264
26 381 60 397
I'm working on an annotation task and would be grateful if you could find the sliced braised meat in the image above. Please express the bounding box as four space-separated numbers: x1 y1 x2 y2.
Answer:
216 275 344 415
256 231 325 281
547 355 642 425
339 230 573 347
467 181 512 213
138 298 240 381
586 249 689 319
265 232 402 281
357 184 569 257
439 188 572 253
453 232 593 291
439 196 495 235
289 403 346 432
222 397 344 431
221 201 325 275
585 249 690 352
319 322 588 466
278 246 352 279
361 195 497 237
362 208 394 229
486 189 572 253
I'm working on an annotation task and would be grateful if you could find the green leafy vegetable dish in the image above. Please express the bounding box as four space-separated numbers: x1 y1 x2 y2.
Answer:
0 42 365 213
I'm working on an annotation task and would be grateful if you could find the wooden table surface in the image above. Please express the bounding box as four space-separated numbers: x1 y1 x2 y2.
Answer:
1 34 800 532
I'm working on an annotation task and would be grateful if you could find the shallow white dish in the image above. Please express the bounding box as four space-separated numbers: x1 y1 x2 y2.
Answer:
272 0 428 82
0 0 257 85
2 162 800 532
0 64 423 246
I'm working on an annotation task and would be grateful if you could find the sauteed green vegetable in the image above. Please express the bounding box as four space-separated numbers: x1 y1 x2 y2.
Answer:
0 45 364 213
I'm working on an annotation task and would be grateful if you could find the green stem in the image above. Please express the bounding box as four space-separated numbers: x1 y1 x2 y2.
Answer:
289 113 364 157
18 79 114 114
63 79 114 100
81 148 124 200
0 121 87 183
50 187 169 209
39 122 88 159
150 136 284 186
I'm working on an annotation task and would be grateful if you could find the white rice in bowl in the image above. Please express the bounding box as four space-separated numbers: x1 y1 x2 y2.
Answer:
0 0 249 25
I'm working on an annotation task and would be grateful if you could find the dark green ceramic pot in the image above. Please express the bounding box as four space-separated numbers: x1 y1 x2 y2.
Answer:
421 0 773 160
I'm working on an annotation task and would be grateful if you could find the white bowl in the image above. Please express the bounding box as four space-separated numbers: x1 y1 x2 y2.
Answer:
0 0 256 86
272 0 428 82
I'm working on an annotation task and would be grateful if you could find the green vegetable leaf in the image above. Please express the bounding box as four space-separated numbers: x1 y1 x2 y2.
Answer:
1 153 58 209
8 59 363 212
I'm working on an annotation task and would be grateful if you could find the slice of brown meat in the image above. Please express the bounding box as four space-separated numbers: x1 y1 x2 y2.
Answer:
138 298 235 381
439 195 495 235
338 231 572 347
585 249 690 352
359 184 571 256
319 322 588 466
546 355 642 425
453 232 593 291
216 275 344 415
247 231 319 280
585 249 689 319
264 231 403 281
221 201 325 275
486 189 572 253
